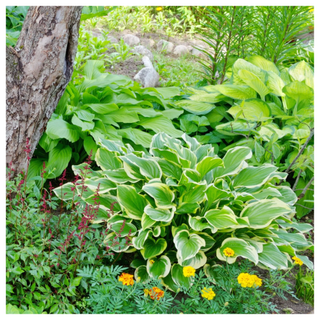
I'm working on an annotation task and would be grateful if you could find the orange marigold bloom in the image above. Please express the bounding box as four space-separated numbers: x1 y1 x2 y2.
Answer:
148 287 164 300
118 272 134 286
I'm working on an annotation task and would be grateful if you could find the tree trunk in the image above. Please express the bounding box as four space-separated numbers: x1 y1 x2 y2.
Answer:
6 6 83 176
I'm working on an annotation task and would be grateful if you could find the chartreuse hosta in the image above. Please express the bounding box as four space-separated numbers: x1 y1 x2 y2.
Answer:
54 133 313 292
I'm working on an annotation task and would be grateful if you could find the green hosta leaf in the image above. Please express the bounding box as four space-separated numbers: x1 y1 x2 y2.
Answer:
174 100 215 115
147 255 171 278
252 187 282 200
203 264 223 284
277 220 313 233
122 154 162 180
138 116 183 138
132 229 152 250
233 165 277 188
217 238 259 264
214 146 252 178
83 136 98 158
188 92 225 103
134 265 151 283
288 60 314 89
228 99 271 121
117 185 148 220
181 184 207 204
258 243 288 269
247 55 280 74
240 198 293 229
171 264 193 289
46 118 80 143
71 115 94 131
272 229 309 246
176 202 199 214
205 206 239 229
156 86 181 99
196 156 223 179
173 230 205 262
232 58 267 84
144 204 175 222
214 84 257 100
142 182 175 209
141 238 167 259
178 250 207 269
104 107 140 123
216 120 256 136
282 81 313 103
275 186 298 206
117 128 153 148
38 133 59 153
46 145 72 179
295 254 313 270
95 148 122 170
266 71 285 97
196 232 216 251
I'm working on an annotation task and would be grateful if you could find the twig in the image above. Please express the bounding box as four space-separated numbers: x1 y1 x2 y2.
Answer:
292 169 302 191
297 177 314 200
285 128 314 173
295 203 313 210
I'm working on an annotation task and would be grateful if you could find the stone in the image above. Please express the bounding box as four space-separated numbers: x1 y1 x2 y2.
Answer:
122 34 140 47
132 45 153 60
173 45 189 56
141 38 155 49
187 45 193 52
191 47 205 57
107 35 118 44
157 40 174 53
134 56 159 88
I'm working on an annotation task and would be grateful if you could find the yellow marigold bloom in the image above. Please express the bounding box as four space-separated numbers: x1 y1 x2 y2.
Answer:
292 256 303 266
144 288 150 297
183 266 196 277
237 273 255 288
251 274 262 287
118 272 134 286
149 287 164 300
223 247 235 257
201 287 216 300
149 259 155 265
156 7 163 11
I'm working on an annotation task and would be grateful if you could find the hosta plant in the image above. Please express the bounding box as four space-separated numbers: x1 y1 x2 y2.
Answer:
54 133 313 293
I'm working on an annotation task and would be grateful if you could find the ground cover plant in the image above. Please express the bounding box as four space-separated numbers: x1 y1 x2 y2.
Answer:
6 5 314 315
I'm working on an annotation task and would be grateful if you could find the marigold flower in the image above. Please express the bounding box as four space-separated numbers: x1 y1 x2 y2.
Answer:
147 287 164 300
183 266 196 277
156 7 163 11
223 247 235 257
118 272 134 286
149 259 155 265
251 274 262 287
237 273 255 288
201 287 216 300
292 256 303 266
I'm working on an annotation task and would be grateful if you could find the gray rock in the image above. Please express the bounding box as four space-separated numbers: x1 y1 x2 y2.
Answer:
107 35 118 44
173 45 189 56
141 38 155 49
191 47 205 57
122 34 140 47
157 40 174 53
134 56 159 88
132 45 153 60
187 45 193 52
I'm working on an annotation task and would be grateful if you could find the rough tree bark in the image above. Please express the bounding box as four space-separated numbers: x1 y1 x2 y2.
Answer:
6 6 83 176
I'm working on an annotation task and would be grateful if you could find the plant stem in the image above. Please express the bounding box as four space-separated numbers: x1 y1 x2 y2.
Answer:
297 177 314 200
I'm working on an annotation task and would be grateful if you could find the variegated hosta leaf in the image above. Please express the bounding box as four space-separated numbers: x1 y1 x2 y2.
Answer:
144 204 175 222
252 187 282 200
158 159 182 180
173 230 206 262
205 206 239 230
232 165 277 188
171 264 193 289
277 220 313 233
134 265 151 283
141 213 156 230
121 153 162 180
258 243 288 270
83 178 117 194
295 254 313 270
271 229 309 247
178 250 207 269
84 194 121 213
195 232 216 252
141 237 167 259
103 168 139 184
217 237 259 264
103 232 132 253
95 148 122 170
109 219 137 237
196 156 224 179
274 185 298 206
122 160 145 180
53 182 75 200
240 198 293 228
147 255 171 278
213 146 252 178
176 202 199 214
203 264 223 284
172 224 189 237
181 183 207 204
142 181 175 209
161 269 180 292
132 229 152 250
117 185 148 220
188 215 213 232
179 169 202 186
206 184 232 206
